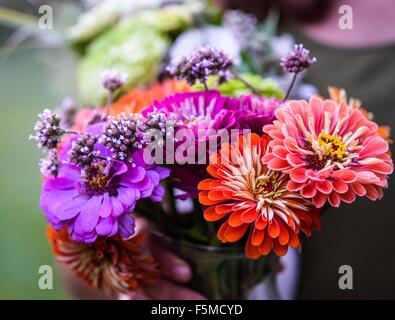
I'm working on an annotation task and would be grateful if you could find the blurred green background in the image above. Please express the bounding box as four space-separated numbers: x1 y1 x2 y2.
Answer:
0 1 77 299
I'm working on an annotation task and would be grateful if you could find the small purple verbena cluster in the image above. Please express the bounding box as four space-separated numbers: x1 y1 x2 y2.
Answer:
99 114 143 164
56 97 77 128
69 133 99 170
167 46 234 85
100 69 128 92
280 44 317 74
29 109 65 150
139 109 180 148
39 149 59 177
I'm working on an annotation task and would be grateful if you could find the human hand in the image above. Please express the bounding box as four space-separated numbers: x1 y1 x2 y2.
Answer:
122 242 205 300
60 216 205 300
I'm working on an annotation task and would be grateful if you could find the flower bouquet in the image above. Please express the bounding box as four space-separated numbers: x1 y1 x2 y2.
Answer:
31 43 393 299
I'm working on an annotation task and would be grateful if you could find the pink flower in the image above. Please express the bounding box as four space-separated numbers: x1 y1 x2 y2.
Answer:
262 96 393 208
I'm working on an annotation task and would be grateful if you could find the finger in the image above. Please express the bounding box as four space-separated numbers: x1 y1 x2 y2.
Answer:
118 289 151 300
153 245 192 283
144 278 206 300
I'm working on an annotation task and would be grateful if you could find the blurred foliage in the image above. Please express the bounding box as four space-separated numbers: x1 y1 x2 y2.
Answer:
193 73 285 98
75 2 209 105
77 26 169 105
0 45 75 299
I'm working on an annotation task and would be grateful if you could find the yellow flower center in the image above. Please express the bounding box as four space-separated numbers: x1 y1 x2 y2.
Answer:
88 174 109 190
84 163 111 194
317 132 348 163
254 172 280 197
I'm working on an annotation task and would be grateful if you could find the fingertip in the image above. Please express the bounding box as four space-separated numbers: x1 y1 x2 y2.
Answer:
154 247 192 283
182 292 207 300
173 264 192 282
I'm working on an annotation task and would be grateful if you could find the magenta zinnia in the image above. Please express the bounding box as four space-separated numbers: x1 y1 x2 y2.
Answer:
144 90 240 136
143 90 240 198
263 96 393 207
236 95 282 134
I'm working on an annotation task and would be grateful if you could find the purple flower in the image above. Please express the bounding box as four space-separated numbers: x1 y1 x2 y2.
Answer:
143 90 240 199
39 149 59 177
56 97 77 128
99 114 142 163
167 46 234 85
69 133 99 169
100 69 128 92
30 109 65 150
280 44 316 73
40 149 170 243
139 110 180 149
237 95 283 134
145 90 239 137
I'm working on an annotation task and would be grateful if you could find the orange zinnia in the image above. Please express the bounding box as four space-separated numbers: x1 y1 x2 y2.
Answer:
47 226 159 296
109 79 190 116
198 133 320 259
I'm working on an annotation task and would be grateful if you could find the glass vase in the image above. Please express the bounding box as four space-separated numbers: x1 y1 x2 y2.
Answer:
154 232 280 300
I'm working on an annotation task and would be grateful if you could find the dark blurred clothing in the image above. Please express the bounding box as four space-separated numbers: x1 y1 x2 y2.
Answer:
292 29 395 299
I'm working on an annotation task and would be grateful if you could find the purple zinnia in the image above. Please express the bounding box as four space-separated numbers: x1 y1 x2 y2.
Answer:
237 95 283 134
40 145 170 243
280 44 316 74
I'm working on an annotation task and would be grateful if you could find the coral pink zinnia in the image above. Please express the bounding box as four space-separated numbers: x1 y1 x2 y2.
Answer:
198 133 320 258
263 96 393 208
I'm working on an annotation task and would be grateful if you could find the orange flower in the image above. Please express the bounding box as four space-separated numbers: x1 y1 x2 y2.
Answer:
109 79 190 116
47 226 159 296
198 134 320 259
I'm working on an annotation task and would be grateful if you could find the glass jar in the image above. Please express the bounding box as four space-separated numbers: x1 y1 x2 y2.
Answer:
154 231 280 300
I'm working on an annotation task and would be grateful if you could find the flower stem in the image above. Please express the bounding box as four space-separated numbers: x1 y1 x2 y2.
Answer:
0 7 37 28
64 130 79 135
231 70 261 96
283 72 298 102
105 91 113 115
203 81 209 91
